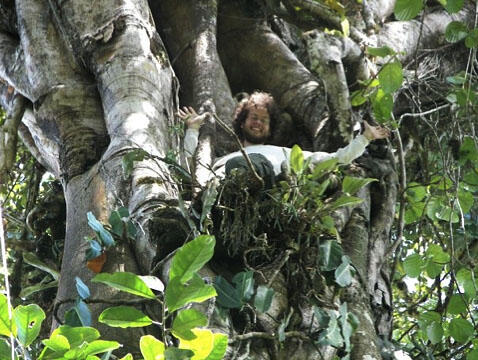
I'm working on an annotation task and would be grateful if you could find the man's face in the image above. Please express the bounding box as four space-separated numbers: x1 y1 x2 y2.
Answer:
241 106 271 144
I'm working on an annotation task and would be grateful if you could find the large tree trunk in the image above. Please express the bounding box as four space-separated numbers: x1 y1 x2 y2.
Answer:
1 0 473 358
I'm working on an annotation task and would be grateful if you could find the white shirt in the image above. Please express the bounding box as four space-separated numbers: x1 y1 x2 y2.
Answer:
184 129 370 178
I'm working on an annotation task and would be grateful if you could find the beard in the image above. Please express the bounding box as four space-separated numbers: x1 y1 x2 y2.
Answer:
242 127 269 144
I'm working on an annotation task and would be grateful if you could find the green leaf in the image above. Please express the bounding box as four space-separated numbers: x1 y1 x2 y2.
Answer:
51 326 100 348
394 0 423 20
318 240 343 271
205 333 228 360
166 274 217 313
342 176 377 195
23 252 59 280
290 145 304 174
456 268 476 298
140 335 165 360
172 309 208 341
214 276 242 309
466 29 478 48
0 339 15 360
169 235 215 284
0 294 12 337
232 271 255 302
87 212 115 247
372 88 394 123
164 347 195 360
92 272 156 299
119 354 134 360
64 308 83 327
350 90 368 107
84 340 120 357
379 62 403 94
334 256 354 287
426 322 443 345
442 0 464 13
311 158 338 178
445 21 469 43
85 239 103 261
76 277 91 300
403 254 424 278
99 306 153 328
179 329 214 359
329 195 363 210
460 137 478 163
108 207 129 237
458 188 474 213
42 333 70 353
314 307 331 329
13 304 45 347
317 311 343 348
75 299 92 327
122 149 148 178
467 349 478 360
447 294 468 314
254 286 275 313
366 46 396 57
449 318 474 343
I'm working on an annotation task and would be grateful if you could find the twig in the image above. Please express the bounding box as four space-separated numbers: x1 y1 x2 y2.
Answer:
212 113 264 186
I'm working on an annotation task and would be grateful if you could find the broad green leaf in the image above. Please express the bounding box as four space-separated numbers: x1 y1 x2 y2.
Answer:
64 344 88 359
108 207 129 237
317 311 343 348
75 277 91 300
166 274 217 313
23 252 59 280
75 299 92 327
426 322 443 345
254 285 275 313
447 294 468 314
445 21 469 43
372 88 393 123
458 188 474 213
404 201 425 225
164 348 195 360
468 349 478 360
334 256 354 287
446 72 467 85
232 271 255 302
13 304 45 347
449 318 474 343
314 306 331 329
172 309 208 341
442 0 464 13
367 46 396 57
64 308 83 327
205 333 228 360
84 340 120 357
342 176 377 195
85 239 103 261
435 205 459 223
92 272 156 299
329 195 363 210
122 149 148 178
406 183 427 202
425 260 443 279
179 329 214 360
139 275 165 292
169 235 215 284
214 276 242 309
99 306 152 328
456 268 477 298
311 158 338 178
464 169 478 186
318 240 343 271
42 334 70 353
0 294 12 337
119 354 134 360
87 212 115 247
426 244 450 264
0 339 15 360
379 62 403 94
140 335 165 360
350 90 368 107
418 311 441 330
290 145 304 174
403 254 424 278
466 29 478 48
460 137 478 163
19 280 59 299
51 326 99 348
394 0 423 20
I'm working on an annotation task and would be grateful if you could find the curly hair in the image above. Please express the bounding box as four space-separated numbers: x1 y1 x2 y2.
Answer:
232 91 280 143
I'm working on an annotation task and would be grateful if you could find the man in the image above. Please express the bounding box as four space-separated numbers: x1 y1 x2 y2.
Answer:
178 92 390 182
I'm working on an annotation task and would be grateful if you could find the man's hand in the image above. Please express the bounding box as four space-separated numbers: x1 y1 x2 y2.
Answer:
363 121 390 141
178 106 206 130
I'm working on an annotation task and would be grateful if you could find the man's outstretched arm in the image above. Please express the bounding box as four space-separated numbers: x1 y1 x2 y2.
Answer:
306 121 390 165
178 107 207 157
